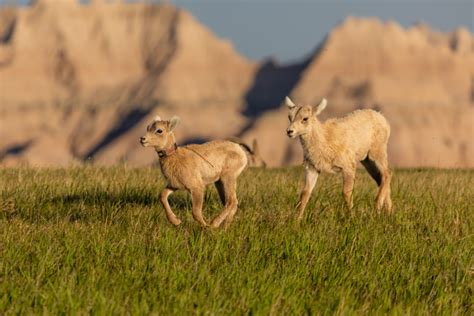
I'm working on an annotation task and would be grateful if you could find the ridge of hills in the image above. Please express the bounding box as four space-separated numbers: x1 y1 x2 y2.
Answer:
0 1 472 167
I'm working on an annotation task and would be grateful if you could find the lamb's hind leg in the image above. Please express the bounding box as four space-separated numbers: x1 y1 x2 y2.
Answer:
223 180 239 227
379 166 392 213
361 156 382 187
160 188 181 226
367 150 392 213
211 176 237 228
214 180 226 206
190 187 207 227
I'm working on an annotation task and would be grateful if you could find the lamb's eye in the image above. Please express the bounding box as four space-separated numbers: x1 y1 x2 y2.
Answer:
156 129 163 134
302 117 308 123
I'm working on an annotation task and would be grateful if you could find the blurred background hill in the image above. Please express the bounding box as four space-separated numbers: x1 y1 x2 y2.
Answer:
0 0 473 167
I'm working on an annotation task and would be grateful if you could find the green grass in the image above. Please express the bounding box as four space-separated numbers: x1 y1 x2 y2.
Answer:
0 167 472 314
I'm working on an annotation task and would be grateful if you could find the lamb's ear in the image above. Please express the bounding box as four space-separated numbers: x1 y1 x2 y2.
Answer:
314 98 327 115
153 115 162 122
168 116 180 130
285 96 296 109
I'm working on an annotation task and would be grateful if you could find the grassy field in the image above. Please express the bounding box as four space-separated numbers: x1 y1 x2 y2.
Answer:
0 166 472 314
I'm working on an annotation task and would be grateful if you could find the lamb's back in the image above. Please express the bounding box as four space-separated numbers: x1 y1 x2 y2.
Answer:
323 109 390 160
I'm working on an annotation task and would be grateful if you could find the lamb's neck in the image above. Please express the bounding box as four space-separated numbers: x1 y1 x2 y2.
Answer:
299 122 334 171
157 147 179 181
155 135 177 161
300 123 327 154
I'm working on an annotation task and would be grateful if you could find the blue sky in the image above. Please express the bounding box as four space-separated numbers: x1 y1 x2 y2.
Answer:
2 0 473 62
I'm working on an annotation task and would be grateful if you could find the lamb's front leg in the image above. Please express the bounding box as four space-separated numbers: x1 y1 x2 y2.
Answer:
160 188 182 226
190 187 207 227
296 167 319 221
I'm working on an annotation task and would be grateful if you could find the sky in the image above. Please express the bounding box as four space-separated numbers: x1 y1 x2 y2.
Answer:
1 0 473 63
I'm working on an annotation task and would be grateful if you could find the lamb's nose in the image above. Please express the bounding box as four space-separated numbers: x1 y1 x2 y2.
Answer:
140 136 146 143
286 129 294 136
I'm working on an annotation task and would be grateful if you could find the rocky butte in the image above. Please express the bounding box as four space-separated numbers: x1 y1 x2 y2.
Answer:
0 1 472 167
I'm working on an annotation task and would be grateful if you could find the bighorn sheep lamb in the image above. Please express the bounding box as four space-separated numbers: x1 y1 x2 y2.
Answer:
140 115 248 228
285 97 392 220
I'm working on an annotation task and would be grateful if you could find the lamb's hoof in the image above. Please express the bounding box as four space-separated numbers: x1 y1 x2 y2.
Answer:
210 220 222 228
170 218 182 226
295 215 304 223
385 203 393 214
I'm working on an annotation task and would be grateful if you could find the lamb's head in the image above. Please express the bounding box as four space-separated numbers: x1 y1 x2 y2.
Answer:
140 115 180 150
285 96 327 138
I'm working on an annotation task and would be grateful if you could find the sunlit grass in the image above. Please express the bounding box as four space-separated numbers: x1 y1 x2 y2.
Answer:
0 167 472 314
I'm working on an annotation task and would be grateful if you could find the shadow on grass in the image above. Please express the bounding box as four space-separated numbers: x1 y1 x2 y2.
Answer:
48 189 197 210
4 189 202 223
3 180 229 224
50 190 160 207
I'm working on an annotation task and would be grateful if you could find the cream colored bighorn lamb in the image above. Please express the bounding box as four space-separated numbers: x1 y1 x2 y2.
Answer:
140 115 248 228
285 97 392 220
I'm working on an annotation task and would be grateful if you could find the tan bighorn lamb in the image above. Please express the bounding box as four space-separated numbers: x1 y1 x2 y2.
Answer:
140 115 248 228
285 97 392 220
